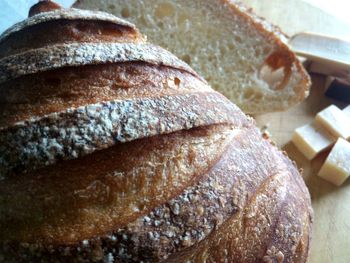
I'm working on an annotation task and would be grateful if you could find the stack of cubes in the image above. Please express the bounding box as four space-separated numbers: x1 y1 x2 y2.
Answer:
292 105 350 186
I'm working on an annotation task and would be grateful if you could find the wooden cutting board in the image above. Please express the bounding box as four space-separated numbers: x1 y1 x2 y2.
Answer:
242 1 350 262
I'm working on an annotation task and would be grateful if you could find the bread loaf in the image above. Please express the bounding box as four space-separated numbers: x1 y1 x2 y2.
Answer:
0 1 312 262
74 0 311 114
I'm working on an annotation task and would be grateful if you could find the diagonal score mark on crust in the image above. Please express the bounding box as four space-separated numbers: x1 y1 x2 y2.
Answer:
0 125 241 245
174 170 290 262
0 42 198 84
0 92 251 179
0 8 136 43
159 133 310 262
106 134 308 262
0 126 244 260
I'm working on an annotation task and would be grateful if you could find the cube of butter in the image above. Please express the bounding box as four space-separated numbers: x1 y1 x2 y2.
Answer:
318 138 350 186
292 123 336 160
315 105 350 139
343 105 350 116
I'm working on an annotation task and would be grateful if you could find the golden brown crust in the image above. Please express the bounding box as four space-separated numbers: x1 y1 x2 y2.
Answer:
0 127 312 263
117 128 312 263
0 92 245 178
0 20 142 58
0 62 208 127
0 2 312 262
0 125 238 244
0 7 137 43
166 132 313 263
29 0 62 17
0 42 197 84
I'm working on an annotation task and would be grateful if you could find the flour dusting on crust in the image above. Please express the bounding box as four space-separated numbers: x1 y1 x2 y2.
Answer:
0 92 249 178
0 42 198 84
0 8 136 43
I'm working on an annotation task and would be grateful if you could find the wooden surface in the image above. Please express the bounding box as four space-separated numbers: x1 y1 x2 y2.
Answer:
242 1 350 262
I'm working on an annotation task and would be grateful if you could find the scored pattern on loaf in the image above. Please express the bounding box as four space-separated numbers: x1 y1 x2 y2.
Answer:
0 42 198 84
0 125 240 245
0 1 313 262
0 8 136 43
0 127 243 260
0 92 250 178
0 126 312 262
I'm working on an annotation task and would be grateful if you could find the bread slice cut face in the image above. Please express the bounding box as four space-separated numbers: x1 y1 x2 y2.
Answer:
74 0 311 113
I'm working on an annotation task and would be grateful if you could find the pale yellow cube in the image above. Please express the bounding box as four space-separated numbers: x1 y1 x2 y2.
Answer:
318 138 350 186
315 105 350 139
292 123 336 160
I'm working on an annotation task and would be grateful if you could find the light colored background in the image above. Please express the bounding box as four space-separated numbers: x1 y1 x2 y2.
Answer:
1 0 349 36
0 0 75 33
304 0 350 26
244 0 350 40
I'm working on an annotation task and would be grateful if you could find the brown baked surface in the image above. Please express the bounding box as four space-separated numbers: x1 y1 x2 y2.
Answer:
0 20 142 58
0 1 312 262
0 62 207 127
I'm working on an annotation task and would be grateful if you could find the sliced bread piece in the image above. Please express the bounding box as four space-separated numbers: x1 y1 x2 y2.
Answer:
74 0 311 114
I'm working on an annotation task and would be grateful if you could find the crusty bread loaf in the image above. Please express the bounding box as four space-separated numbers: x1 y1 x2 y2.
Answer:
0 1 312 262
74 0 311 114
